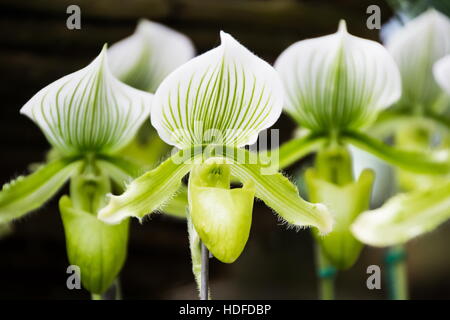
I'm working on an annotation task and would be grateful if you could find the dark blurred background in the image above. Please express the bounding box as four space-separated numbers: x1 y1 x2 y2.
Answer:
1 0 450 299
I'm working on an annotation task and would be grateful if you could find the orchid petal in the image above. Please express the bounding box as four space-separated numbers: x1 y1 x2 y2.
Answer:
21 46 153 156
108 20 195 93
386 9 450 111
151 31 283 149
275 20 401 132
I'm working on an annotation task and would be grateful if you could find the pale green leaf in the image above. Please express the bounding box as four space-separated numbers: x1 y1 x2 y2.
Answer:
0 157 82 224
108 19 195 93
434 54 450 95
351 180 450 247
21 46 153 156
151 31 283 149
386 9 450 112
60 196 129 294
275 20 401 132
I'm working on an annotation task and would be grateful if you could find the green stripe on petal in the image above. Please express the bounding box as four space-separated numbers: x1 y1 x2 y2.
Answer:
108 19 195 93
275 20 401 132
151 31 283 149
434 54 450 94
98 149 200 224
386 9 450 112
0 157 82 223
351 180 450 247
21 46 153 156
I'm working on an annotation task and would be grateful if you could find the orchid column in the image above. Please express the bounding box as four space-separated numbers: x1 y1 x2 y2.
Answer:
99 32 333 299
0 46 153 298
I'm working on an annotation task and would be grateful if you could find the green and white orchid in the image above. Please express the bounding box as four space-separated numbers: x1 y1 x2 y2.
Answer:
109 20 196 172
385 9 450 114
98 31 333 294
351 53 450 248
0 46 154 296
274 19 450 298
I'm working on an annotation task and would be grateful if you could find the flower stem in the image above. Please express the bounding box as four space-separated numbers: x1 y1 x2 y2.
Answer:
385 245 409 300
200 242 209 300
315 243 336 300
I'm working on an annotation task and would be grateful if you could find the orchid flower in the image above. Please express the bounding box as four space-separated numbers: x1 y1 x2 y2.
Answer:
108 20 196 175
273 20 450 299
351 54 450 248
98 32 333 295
0 46 154 296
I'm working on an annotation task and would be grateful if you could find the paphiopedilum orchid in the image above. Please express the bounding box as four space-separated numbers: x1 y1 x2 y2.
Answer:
108 20 196 175
0 46 155 296
273 20 450 299
98 31 333 296
351 54 450 248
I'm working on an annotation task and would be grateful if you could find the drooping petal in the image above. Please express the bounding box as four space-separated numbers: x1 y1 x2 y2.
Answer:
59 196 129 294
386 9 450 111
21 46 153 156
434 54 450 94
98 148 200 224
227 149 333 234
343 130 450 175
188 158 255 263
0 157 82 224
108 19 195 93
151 31 284 149
275 20 401 132
306 169 374 269
351 180 450 247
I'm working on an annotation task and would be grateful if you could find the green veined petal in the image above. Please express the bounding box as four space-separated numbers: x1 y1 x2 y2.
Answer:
275 20 401 132
343 130 450 174
386 9 450 112
306 169 374 269
0 157 82 223
20 46 153 156
351 180 450 247
227 149 333 234
188 158 255 263
160 185 189 219
98 148 200 224
108 19 195 93
434 54 450 94
151 31 283 149
96 155 143 189
59 196 129 294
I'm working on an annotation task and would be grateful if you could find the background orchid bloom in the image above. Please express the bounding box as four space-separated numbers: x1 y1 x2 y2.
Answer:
273 19 450 299
107 20 196 178
0 46 153 296
274 20 400 272
351 53 450 249
99 31 333 296
386 9 450 114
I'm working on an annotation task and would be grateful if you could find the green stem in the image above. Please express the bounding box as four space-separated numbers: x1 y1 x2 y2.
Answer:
385 245 409 300
315 243 336 300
